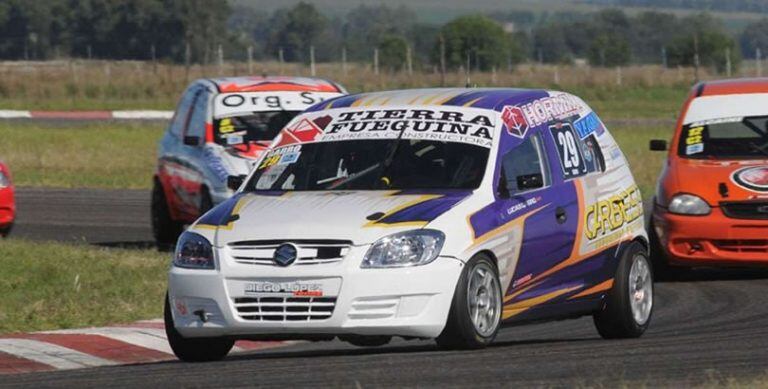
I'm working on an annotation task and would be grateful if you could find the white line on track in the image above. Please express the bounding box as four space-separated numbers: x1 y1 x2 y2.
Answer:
0 339 115 370
43 327 174 355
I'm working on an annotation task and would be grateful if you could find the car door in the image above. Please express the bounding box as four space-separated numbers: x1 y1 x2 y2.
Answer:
174 87 211 220
158 86 198 222
501 131 578 304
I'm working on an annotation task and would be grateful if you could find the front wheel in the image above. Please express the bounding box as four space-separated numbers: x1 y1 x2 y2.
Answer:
436 253 502 350
151 180 183 250
164 294 234 362
593 242 653 339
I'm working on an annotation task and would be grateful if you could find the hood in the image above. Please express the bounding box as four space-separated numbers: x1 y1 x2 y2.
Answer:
195 190 473 246
672 159 768 203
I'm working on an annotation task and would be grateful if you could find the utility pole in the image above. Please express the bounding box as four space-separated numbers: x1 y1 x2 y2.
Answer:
693 34 700 82
406 45 413 76
217 44 223 75
341 46 348 76
757 47 763 77
439 35 446 87
725 47 732 77
373 48 379 75
310 45 316 76
247 46 253 74
661 46 668 68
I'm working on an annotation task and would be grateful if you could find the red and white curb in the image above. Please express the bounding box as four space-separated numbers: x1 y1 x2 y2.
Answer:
0 319 290 375
0 110 173 120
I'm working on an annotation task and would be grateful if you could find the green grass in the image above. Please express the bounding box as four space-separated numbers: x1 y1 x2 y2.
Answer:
611 125 671 200
0 239 168 333
0 121 162 189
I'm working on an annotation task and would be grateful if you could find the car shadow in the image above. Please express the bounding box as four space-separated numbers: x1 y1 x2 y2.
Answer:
658 267 768 283
217 336 598 363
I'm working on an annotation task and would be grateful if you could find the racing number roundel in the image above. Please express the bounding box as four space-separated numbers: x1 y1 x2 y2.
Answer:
550 123 588 179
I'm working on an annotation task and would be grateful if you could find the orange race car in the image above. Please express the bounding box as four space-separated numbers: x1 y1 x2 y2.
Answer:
650 78 768 276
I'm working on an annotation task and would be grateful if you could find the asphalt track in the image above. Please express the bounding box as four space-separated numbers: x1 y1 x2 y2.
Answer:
6 187 768 387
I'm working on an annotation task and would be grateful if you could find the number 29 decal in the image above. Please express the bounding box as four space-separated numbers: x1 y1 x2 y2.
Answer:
550 123 588 179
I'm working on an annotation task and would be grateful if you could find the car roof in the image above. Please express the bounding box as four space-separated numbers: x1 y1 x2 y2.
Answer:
206 76 345 94
308 88 559 112
694 78 768 97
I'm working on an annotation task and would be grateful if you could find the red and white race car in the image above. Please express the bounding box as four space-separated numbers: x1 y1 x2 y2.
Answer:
0 161 15 237
152 76 346 247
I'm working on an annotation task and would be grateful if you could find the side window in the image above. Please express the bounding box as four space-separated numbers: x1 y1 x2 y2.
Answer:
549 122 605 179
169 87 198 137
185 89 209 139
501 134 550 194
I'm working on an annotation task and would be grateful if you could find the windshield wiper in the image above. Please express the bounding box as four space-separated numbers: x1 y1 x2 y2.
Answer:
325 162 382 189
749 141 768 157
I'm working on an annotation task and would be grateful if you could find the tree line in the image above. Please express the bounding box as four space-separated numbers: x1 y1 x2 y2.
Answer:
4 0 768 74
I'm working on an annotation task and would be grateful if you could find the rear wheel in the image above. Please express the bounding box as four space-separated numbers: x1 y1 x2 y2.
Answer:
164 294 234 362
593 242 653 339
436 253 502 350
151 180 183 250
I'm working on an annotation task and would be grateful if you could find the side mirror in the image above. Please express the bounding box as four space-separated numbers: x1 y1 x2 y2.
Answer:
183 135 201 146
649 139 667 151
227 174 246 191
517 173 543 191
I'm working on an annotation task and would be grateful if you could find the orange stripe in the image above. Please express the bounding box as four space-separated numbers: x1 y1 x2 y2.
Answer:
502 285 581 319
569 279 614 300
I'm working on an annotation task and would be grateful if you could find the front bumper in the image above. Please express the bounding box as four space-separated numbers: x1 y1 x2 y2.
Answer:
653 205 768 266
168 246 464 339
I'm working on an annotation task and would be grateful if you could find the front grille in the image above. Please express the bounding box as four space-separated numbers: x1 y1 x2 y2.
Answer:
233 296 337 321
712 240 768 253
228 240 352 266
721 201 768 220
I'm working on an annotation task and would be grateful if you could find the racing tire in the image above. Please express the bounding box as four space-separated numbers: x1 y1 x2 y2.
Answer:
436 253 502 350
151 180 183 250
0 223 12 238
648 220 685 282
164 294 234 362
339 335 392 348
593 242 653 339
200 188 214 215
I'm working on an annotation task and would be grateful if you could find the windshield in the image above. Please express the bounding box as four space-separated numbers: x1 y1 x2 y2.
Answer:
679 115 768 159
245 139 489 191
214 111 300 146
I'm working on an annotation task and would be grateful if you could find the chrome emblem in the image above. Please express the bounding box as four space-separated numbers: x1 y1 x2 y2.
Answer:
273 243 298 266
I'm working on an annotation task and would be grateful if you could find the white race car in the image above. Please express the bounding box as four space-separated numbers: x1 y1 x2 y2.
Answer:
165 88 652 361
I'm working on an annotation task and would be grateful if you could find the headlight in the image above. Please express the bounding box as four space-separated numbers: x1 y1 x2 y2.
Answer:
0 171 9 189
668 194 711 215
173 232 215 269
362 229 445 268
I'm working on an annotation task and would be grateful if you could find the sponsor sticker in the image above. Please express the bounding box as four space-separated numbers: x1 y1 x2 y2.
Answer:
501 105 529 138
244 281 324 297
584 185 643 247
320 107 495 148
573 111 601 139
214 91 343 118
684 126 705 155
731 166 768 193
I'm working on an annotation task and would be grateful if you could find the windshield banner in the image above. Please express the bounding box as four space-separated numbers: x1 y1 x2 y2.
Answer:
304 106 496 148
214 91 343 118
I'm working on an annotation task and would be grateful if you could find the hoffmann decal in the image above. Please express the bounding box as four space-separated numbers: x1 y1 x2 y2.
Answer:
321 108 495 148
731 166 768 193
501 93 583 138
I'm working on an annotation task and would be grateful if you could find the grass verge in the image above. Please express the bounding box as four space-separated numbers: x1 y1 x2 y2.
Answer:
0 239 168 333
0 121 162 189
